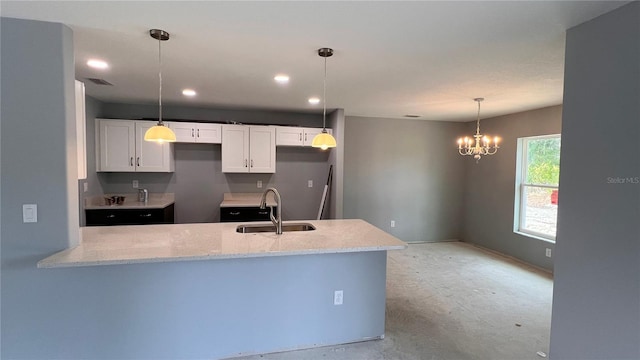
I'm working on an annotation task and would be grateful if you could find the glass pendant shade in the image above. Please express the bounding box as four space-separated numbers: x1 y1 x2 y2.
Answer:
311 130 337 150
144 124 176 143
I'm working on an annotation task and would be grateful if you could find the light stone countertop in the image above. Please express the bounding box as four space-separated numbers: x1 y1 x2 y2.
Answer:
38 219 407 268
85 193 175 210
220 192 277 207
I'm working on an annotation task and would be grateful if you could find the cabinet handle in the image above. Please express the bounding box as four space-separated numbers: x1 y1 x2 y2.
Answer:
192 128 195 138
251 159 254 168
136 157 140 167
244 159 248 167
299 133 302 141
197 129 200 138
304 133 307 142
130 157 134 166
229 211 240 216
107 214 116 219
140 213 152 218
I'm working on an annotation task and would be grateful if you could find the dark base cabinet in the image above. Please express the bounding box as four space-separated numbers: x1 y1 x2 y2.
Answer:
86 204 175 226
220 206 277 222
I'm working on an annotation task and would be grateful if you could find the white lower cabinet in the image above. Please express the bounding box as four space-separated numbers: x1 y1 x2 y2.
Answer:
96 119 174 172
222 125 276 173
275 126 333 147
168 122 221 143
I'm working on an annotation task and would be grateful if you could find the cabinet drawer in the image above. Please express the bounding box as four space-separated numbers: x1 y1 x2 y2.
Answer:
86 204 174 226
220 206 277 222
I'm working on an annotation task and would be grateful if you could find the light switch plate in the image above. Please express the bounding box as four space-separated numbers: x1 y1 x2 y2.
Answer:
257 180 263 188
132 180 139 189
23 204 37 223
308 180 313 188
83 182 88 192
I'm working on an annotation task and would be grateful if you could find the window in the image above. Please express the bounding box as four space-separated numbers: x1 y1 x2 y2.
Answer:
515 134 561 241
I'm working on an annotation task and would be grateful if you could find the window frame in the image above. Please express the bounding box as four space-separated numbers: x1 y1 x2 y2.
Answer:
514 134 561 242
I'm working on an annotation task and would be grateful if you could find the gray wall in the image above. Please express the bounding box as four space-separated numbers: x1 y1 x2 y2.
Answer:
343 116 466 243
327 109 345 219
462 105 562 271
83 102 335 223
1 16 77 356
550 2 640 359
1 17 387 359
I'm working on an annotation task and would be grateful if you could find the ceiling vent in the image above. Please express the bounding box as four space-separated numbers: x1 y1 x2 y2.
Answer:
86 78 113 86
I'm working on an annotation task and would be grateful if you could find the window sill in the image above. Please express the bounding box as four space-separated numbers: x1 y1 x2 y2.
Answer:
514 231 556 244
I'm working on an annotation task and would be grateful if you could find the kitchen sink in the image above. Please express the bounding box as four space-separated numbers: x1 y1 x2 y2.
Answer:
236 222 316 233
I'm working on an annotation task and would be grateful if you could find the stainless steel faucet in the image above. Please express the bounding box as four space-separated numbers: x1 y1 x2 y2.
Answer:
259 188 282 234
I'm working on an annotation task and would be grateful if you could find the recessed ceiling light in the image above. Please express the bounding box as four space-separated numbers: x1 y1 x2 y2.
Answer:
87 59 109 69
308 97 320 105
274 74 290 84
182 89 197 97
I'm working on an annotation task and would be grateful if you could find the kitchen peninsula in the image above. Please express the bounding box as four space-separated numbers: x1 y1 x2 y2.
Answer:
38 219 406 359
39 219 405 267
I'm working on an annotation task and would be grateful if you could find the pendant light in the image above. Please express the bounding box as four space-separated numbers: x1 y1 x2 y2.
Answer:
311 47 337 150
144 29 176 143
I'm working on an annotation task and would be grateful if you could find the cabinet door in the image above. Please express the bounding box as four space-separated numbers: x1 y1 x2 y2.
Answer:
276 126 303 146
195 123 222 144
135 122 175 172
75 80 87 179
167 122 196 143
222 125 249 173
303 127 332 146
249 126 276 173
98 119 135 172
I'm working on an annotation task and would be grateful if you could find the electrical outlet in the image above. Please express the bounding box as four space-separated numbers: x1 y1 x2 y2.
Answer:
132 180 139 189
308 180 313 188
334 290 343 305
391 220 396 228
257 180 263 188
83 182 88 193
545 248 552 258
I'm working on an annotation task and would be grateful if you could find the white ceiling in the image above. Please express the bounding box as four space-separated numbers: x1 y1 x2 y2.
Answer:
1 1 628 121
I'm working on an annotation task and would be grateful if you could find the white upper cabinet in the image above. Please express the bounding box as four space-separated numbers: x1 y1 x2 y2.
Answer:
96 119 174 172
275 127 304 146
168 122 221 144
75 80 87 179
134 122 175 172
222 125 276 173
275 126 333 147
248 126 277 173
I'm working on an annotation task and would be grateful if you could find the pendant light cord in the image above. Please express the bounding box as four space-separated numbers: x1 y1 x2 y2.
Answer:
322 54 327 130
158 36 163 126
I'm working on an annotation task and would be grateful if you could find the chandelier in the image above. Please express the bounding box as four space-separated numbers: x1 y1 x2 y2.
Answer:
457 98 499 162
